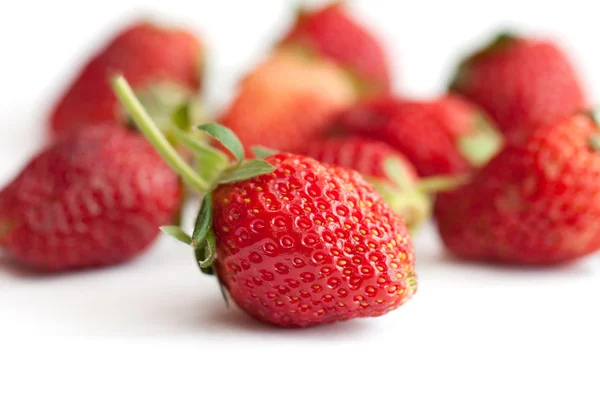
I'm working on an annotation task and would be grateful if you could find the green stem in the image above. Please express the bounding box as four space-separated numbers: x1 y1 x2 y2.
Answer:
416 174 470 193
112 75 210 193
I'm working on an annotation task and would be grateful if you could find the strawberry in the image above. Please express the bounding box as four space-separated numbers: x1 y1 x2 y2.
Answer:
113 75 417 328
0 123 182 271
220 49 357 154
50 21 204 139
435 111 600 265
305 137 430 231
449 32 587 135
278 2 391 96
329 94 503 177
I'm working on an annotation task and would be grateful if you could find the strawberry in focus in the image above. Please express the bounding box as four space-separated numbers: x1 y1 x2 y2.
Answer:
213 153 416 327
114 76 417 328
0 124 182 271
279 2 392 96
435 111 600 265
329 94 503 177
449 32 587 135
220 50 357 154
50 21 204 139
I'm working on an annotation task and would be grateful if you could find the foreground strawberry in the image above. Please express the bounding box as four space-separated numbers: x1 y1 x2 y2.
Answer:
449 32 586 135
279 2 391 96
0 124 182 271
220 49 357 154
50 21 204 139
435 111 600 265
329 95 503 177
114 75 417 327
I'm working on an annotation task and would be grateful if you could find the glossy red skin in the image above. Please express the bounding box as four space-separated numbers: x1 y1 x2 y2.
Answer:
212 153 416 327
50 22 203 139
332 95 483 177
280 3 391 95
304 137 418 185
452 38 586 135
435 114 600 265
0 124 181 271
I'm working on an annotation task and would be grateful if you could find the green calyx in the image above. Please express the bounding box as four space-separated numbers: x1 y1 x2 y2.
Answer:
479 32 518 57
370 179 431 234
112 75 276 302
457 114 504 167
586 111 600 152
128 81 208 135
589 136 600 152
449 31 518 93
374 158 470 233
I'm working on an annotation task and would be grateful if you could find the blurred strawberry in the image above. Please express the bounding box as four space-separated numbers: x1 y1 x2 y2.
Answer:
220 50 357 154
449 32 587 135
305 137 428 230
435 111 600 265
329 94 503 177
0 123 181 271
279 2 392 96
50 21 204 139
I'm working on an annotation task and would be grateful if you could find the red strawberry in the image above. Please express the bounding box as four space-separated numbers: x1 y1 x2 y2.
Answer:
114 76 417 327
220 49 357 154
50 21 204 139
449 32 587 135
305 137 430 231
435 111 600 265
0 123 182 271
279 2 391 96
330 94 503 177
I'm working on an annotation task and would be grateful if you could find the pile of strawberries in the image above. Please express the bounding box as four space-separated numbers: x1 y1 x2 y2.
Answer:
1 3 596 328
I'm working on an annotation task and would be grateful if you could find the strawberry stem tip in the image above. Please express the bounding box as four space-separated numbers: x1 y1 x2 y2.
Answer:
112 75 211 194
112 74 277 300
416 174 470 193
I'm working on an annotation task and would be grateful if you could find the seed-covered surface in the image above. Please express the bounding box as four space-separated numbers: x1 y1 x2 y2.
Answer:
213 153 416 327
435 114 600 265
0 124 181 271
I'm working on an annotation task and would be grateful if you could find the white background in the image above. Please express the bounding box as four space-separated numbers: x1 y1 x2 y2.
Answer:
1 1 599 399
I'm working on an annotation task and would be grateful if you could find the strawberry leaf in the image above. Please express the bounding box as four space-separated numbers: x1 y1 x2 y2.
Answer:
171 103 191 131
191 194 213 249
161 226 192 245
218 160 275 184
195 230 216 274
589 135 600 152
587 110 600 126
171 128 226 159
252 146 279 159
198 123 244 164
